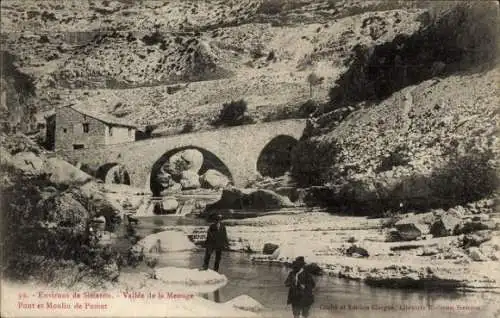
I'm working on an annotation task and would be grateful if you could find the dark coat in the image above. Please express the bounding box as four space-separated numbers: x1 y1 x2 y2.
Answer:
285 269 315 306
205 222 229 250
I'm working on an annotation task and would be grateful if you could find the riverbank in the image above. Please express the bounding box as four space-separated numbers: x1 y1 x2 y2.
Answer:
170 210 500 292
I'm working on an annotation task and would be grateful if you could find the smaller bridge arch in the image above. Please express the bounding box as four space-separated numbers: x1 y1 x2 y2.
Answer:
96 163 131 185
256 135 298 178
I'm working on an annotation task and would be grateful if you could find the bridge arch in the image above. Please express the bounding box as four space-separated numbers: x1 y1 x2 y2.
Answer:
256 135 298 178
96 163 131 185
149 146 234 195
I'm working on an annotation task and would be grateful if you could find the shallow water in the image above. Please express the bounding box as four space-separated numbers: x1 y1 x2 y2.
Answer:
154 250 496 318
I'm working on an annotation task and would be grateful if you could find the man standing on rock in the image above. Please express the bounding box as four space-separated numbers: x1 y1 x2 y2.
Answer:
201 214 229 272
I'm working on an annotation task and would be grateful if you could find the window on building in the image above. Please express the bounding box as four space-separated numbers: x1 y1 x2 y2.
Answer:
83 123 89 133
109 126 113 136
63 128 67 133
73 144 85 150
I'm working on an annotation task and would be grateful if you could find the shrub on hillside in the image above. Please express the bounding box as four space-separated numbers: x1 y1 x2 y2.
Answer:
180 121 194 133
257 0 285 14
376 145 411 173
299 99 319 117
211 99 254 127
429 148 498 206
291 138 342 186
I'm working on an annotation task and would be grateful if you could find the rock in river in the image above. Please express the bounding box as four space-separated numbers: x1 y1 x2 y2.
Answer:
224 295 264 312
137 230 196 253
207 187 294 211
180 170 201 190
262 243 279 255
430 214 463 237
394 219 429 241
200 169 230 189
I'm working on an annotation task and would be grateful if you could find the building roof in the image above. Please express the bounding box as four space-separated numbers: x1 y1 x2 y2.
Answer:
62 104 138 128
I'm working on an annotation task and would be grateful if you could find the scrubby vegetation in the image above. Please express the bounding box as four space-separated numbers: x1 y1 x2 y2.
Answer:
429 147 498 207
211 99 254 127
0 167 116 284
326 2 498 111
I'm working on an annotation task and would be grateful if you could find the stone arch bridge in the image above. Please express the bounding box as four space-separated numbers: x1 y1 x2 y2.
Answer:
59 119 306 191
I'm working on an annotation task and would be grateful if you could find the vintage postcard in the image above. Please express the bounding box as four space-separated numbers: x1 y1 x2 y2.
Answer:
1 0 499 317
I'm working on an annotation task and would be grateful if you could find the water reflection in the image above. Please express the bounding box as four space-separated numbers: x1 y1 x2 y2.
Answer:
201 290 221 303
153 250 497 318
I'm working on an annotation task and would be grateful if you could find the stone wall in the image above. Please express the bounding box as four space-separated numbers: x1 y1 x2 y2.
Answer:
55 106 106 151
105 125 135 145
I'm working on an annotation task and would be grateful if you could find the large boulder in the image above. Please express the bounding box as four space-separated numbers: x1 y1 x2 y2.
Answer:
207 187 294 211
180 149 204 172
78 181 124 220
137 230 196 253
43 158 93 185
455 219 498 234
180 170 201 190
224 295 264 312
155 267 227 291
168 149 204 177
467 247 488 262
270 243 316 262
394 217 430 241
430 214 463 237
162 198 179 212
11 152 44 174
345 245 369 257
36 191 89 231
199 169 230 189
262 243 279 255
461 230 492 247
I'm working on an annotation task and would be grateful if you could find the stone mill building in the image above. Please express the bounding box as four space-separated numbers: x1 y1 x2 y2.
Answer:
52 104 137 152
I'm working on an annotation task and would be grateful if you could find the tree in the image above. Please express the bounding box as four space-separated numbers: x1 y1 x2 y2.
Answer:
306 72 324 98
212 99 253 127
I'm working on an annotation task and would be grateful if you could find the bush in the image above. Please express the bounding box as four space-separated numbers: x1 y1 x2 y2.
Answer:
291 138 342 186
299 100 319 117
180 121 194 133
212 99 254 127
376 145 411 173
429 148 498 205
257 0 284 15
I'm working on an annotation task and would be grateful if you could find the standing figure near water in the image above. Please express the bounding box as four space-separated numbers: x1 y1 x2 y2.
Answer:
201 214 229 272
285 256 316 318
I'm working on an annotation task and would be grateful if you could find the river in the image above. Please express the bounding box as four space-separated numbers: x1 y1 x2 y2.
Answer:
151 250 494 318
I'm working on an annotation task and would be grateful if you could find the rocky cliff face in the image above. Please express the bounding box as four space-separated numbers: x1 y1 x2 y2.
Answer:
1 0 438 132
291 2 499 213
0 50 36 132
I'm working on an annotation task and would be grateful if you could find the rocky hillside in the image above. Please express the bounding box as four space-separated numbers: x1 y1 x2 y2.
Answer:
291 2 499 213
1 0 456 132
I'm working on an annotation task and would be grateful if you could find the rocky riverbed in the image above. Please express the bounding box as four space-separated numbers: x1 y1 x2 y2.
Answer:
167 208 500 292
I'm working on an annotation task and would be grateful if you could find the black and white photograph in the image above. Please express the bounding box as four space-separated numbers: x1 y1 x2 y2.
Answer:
0 1 499 317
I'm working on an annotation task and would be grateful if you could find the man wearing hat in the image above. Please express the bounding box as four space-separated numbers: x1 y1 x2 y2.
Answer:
202 214 229 272
285 256 316 318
